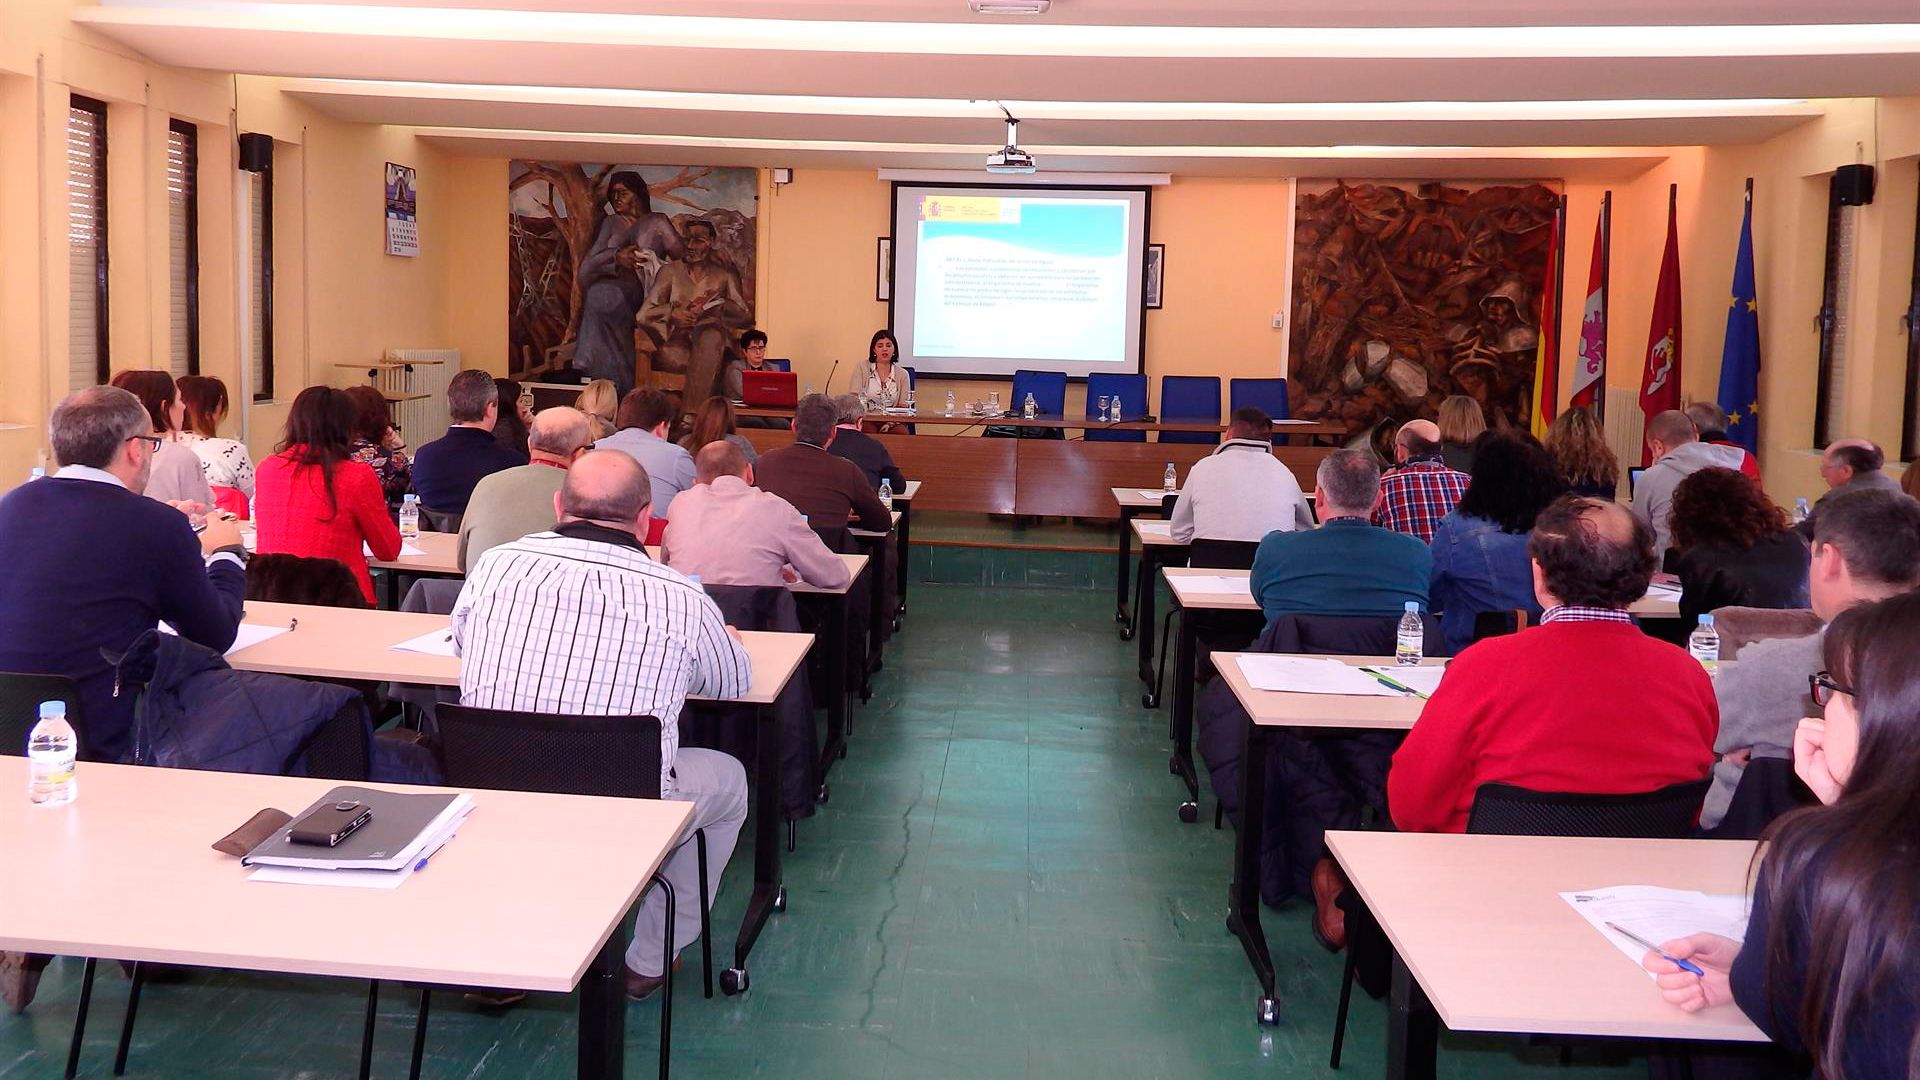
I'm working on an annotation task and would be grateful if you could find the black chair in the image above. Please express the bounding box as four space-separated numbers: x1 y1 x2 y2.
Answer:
1149 538 1261 719
244 553 368 610
432 703 709 1080
1702 757 1811 841
1328 777 1713 1069
1469 607 1536 646
418 506 462 534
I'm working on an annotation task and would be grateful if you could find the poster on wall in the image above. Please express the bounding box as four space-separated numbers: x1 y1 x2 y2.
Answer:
1288 180 1559 437
384 162 418 257
507 162 758 403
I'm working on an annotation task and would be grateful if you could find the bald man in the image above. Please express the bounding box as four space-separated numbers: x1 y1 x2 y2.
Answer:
1371 418 1471 543
664 441 851 589
452 449 752 1001
457 406 595 572
1632 409 1748 557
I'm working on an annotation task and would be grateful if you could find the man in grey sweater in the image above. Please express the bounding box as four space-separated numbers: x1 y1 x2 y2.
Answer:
1630 409 1748 558
457 407 593 572
1703 488 1920 827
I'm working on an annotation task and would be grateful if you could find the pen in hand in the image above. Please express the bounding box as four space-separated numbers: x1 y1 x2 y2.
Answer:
1607 922 1705 976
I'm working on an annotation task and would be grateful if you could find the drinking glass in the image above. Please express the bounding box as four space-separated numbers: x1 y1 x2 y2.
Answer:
1097 395 1110 418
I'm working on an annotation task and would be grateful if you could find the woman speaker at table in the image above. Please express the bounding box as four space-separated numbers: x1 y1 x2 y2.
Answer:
1643 591 1920 1077
849 329 909 409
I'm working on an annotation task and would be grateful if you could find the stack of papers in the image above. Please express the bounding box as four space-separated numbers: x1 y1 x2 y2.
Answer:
1357 665 1445 697
1171 575 1251 596
364 540 428 558
1643 582 1683 599
1236 656 1402 696
1561 885 1750 977
1135 520 1174 538
247 788 475 890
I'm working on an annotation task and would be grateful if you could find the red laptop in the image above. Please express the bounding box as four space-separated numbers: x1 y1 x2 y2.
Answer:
741 369 799 408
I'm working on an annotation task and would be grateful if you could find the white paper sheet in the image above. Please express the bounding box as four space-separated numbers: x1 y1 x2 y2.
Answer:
1135 520 1173 537
1170 574 1251 596
241 531 258 552
365 541 428 558
157 621 291 656
390 627 458 657
1643 582 1683 599
1236 655 1400 696
1560 885 1751 978
1358 665 1445 697
1137 489 1179 501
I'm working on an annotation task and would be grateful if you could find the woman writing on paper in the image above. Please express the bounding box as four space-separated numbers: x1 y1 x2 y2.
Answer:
1642 591 1920 1077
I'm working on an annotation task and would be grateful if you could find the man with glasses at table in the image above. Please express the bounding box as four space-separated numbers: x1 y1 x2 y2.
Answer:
0 386 247 1013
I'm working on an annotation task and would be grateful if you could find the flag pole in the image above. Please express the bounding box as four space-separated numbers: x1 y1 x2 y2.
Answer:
1551 194 1568 414
1596 191 1612 422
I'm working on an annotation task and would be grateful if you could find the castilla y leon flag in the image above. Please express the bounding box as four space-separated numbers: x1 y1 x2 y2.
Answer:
1528 199 1564 439
1568 198 1609 413
1639 186 1683 462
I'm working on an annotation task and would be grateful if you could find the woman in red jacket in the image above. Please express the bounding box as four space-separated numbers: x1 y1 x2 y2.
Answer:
254 386 402 604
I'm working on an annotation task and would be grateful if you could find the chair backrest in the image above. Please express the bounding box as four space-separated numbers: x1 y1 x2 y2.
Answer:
1229 377 1291 430
1084 373 1148 442
246 553 369 609
210 484 251 520
1187 539 1259 570
764 358 792 372
1157 375 1222 445
1260 612 1446 658
436 703 664 799
1711 606 1823 660
1466 779 1712 839
702 583 802 634
1010 370 1068 416
0 672 85 757
811 522 855 554
419 506 463 534
1470 608 1535 645
298 696 372 780
1160 493 1179 515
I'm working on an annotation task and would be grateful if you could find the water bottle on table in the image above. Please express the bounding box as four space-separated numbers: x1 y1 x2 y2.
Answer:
944 390 956 417
878 478 893 510
1793 498 1810 524
1110 397 1123 422
399 493 420 541
1688 614 1720 676
1162 462 1177 493
1023 393 1037 419
1396 602 1424 666
27 701 77 806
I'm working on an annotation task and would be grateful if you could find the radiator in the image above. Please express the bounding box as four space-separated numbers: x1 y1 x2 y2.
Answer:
372 348 457 444
1603 386 1645 473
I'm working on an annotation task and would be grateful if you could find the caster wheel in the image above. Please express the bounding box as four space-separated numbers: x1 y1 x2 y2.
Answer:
1177 801 1198 824
1115 610 1127 624
1121 626 1136 641
1142 693 1159 708
892 617 903 632
773 886 789 912
838 743 849 760
1167 757 1179 775
1256 997 1279 1026
816 783 831 805
719 967 749 996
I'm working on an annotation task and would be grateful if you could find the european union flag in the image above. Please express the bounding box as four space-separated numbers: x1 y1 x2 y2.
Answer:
1717 190 1762 454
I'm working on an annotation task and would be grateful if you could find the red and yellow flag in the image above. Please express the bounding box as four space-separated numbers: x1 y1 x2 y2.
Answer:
1529 202 1564 439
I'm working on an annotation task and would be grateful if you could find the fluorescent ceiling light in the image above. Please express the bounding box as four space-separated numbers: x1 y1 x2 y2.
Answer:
282 80 1817 122
970 0 1051 13
83 5 1920 58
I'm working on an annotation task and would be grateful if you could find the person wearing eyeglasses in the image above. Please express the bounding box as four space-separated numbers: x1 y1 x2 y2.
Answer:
1640 590 1920 1080
0 387 245 768
1698 488 1920 831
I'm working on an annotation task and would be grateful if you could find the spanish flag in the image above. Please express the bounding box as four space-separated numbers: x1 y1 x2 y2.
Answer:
1529 198 1565 439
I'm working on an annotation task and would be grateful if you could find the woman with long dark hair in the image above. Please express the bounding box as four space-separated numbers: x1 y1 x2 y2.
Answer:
1669 467 1809 625
343 384 412 507
1426 430 1568 652
253 386 401 604
678 395 756 464
176 375 255 510
108 369 214 509
1644 590 1920 1077
494 378 533 458
571 171 683 396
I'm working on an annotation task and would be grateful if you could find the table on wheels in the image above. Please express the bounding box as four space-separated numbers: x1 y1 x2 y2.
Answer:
225 602 812 989
0 759 692 1080
1327 831 1765 1078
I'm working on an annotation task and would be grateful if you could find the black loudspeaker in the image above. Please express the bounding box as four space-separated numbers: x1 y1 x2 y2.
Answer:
1833 163 1875 207
238 132 273 173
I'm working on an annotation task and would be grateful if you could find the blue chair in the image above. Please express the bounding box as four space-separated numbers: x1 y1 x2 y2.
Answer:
764 358 792 372
1085 374 1148 442
990 370 1067 439
1157 375 1221 445
1230 378 1290 442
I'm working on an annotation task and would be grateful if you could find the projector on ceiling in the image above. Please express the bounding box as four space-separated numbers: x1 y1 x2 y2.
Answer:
986 146 1037 174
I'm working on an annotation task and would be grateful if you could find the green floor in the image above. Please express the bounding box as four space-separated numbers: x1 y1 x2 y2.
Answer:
1 583 1645 1079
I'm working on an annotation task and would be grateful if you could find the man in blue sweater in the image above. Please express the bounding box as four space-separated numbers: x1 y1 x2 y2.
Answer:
0 386 246 766
411 369 527 516
1250 448 1431 621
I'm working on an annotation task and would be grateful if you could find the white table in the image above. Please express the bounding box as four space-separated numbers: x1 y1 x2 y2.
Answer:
1328 831 1765 1079
0 760 690 1079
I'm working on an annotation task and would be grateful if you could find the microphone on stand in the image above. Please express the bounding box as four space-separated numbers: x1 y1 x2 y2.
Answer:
821 353 844 400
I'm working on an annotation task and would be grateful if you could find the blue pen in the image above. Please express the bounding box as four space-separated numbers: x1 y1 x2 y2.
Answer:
1606 922 1705 976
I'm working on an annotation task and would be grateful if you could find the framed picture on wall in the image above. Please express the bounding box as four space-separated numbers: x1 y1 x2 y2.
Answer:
876 237 893 302
1145 244 1165 309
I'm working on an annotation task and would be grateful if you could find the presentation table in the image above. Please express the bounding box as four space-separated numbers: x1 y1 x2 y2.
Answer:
225 602 812 984
1210 651 1440 1023
0 759 692 1080
1327 831 1765 1078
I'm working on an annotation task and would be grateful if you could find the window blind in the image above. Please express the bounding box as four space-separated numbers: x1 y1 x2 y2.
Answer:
167 120 198 376
67 96 108 391
248 161 273 400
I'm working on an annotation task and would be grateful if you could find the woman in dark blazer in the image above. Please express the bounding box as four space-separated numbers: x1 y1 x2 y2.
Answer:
1669 467 1809 625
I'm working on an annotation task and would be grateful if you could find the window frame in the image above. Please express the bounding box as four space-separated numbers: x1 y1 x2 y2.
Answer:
167 117 201 376
70 93 111 387
250 149 275 403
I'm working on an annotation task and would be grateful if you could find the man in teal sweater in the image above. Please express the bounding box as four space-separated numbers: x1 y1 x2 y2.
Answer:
1251 449 1431 621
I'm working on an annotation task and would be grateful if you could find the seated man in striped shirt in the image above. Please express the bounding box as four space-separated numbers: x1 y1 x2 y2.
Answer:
453 450 752 1002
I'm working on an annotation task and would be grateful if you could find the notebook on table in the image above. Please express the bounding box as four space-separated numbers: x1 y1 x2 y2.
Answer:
243 785 473 873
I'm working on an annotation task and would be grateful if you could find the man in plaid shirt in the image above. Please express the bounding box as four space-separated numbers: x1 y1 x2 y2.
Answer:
1373 419 1471 543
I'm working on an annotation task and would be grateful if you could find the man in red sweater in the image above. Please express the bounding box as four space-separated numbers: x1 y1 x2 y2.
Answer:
1388 496 1719 835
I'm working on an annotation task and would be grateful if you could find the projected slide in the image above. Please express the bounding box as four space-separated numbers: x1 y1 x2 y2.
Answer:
891 185 1148 380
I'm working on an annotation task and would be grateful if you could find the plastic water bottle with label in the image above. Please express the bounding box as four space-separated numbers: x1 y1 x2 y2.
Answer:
1110 397 1123 422
1688 614 1720 676
1162 462 1177 493
878 478 893 510
399 493 420 541
944 390 956 417
1396 602 1424 666
1023 393 1037 419
27 701 77 807
1793 498 1810 524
